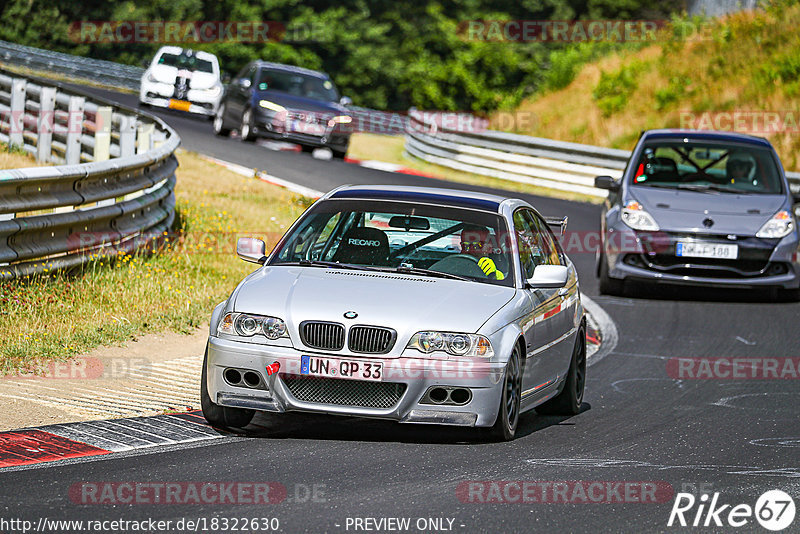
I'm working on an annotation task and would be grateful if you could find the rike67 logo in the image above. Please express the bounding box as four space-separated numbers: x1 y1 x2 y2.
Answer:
668 490 795 531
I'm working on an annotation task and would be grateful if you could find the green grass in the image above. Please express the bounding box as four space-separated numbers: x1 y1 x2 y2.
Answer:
0 150 309 374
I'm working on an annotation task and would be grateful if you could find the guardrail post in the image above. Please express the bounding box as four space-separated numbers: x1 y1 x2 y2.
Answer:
137 122 154 154
65 95 85 165
118 115 136 157
36 87 56 162
93 106 112 161
9 78 27 148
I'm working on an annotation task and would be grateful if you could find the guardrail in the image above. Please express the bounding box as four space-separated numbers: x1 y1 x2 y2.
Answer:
0 70 179 279
0 40 143 92
405 109 800 197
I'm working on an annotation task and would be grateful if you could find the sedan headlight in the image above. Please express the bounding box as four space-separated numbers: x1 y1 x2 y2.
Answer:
146 72 161 83
327 115 352 127
259 100 286 113
204 84 222 97
407 331 493 357
756 210 794 238
217 312 287 340
621 201 660 231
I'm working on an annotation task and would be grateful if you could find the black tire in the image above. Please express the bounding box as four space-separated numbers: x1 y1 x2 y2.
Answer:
213 104 231 136
240 108 256 142
598 251 625 296
331 149 347 159
300 145 315 153
200 346 254 428
486 344 523 441
537 326 586 416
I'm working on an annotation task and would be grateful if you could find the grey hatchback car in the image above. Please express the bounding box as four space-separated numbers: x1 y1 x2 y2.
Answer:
595 130 800 298
202 185 586 441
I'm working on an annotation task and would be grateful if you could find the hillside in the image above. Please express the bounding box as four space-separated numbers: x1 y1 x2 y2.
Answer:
496 3 800 169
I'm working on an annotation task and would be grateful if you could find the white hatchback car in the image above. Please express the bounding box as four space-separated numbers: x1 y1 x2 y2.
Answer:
139 46 223 117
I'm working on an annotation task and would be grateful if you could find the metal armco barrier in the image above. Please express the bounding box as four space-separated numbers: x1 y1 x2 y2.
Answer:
0 70 179 279
405 109 800 197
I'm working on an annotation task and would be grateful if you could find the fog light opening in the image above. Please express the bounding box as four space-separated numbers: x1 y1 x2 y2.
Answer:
429 387 448 404
243 371 262 388
449 388 471 405
224 368 242 385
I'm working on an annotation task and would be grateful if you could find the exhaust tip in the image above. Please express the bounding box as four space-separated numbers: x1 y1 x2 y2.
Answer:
224 368 242 385
450 388 471 405
429 387 448 404
243 371 261 388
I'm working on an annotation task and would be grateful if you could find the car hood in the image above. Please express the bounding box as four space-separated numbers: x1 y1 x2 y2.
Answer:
630 187 786 234
233 266 516 355
255 91 344 114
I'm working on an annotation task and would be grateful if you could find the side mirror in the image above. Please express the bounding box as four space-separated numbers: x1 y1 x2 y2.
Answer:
792 191 800 204
239 78 252 90
339 96 352 107
526 265 568 289
237 237 266 264
595 175 620 191
222 72 232 84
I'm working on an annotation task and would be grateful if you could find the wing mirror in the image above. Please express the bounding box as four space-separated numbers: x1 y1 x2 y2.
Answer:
595 175 620 191
238 78 252 90
526 265 568 289
237 237 266 264
339 96 352 106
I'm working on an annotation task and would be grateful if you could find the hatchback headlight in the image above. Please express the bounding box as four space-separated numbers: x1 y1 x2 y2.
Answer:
621 201 660 231
217 312 287 339
756 210 794 239
259 100 286 113
327 115 352 127
407 331 493 357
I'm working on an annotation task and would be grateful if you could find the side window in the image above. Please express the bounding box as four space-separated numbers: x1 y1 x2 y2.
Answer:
513 210 539 279
525 211 563 266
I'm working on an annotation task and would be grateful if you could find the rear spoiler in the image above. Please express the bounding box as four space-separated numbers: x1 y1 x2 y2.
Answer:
544 216 568 236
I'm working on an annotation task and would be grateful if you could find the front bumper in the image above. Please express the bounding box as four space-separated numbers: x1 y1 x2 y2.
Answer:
251 109 351 149
206 336 506 427
605 227 800 289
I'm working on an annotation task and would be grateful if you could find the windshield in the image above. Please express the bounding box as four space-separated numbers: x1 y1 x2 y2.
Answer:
157 52 214 73
269 199 514 286
630 142 783 194
257 69 338 101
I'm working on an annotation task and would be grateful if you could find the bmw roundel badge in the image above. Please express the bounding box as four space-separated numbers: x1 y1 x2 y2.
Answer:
344 311 358 319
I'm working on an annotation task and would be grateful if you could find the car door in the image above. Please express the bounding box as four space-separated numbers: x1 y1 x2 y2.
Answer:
514 209 563 395
227 64 255 120
526 210 579 379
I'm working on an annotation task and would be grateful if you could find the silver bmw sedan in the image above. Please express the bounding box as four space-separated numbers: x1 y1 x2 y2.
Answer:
201 185 586 440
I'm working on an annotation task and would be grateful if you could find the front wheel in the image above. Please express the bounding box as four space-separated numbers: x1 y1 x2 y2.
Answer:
200 346 254 428
486 344 523 441
537 326 586 416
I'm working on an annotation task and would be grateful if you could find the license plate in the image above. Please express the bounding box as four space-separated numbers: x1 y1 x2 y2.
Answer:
288 119 325 136
168 99 191 111
676 241 738 259
300 355 382 382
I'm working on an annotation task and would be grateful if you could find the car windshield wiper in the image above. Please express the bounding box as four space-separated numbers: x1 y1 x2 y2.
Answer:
677 184 746 194
289 260 379 271
391 265 472 281
643 183 721 194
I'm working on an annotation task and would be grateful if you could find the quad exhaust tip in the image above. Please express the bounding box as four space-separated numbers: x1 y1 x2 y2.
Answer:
223 367 265 390
424 386 472 406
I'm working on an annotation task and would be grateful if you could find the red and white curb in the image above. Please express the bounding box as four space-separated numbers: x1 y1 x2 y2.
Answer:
0 411 223 469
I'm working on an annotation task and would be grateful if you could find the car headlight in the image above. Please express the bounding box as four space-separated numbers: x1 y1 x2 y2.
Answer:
259 100 286 113
327 115 352 127
621 201 660 231
205 84 222 97
217 312 287 339
407 331 493 357
146 72 160 83
756 210 794 238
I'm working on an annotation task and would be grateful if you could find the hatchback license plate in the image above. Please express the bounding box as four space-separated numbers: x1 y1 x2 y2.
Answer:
168 99 191 111
300 355 382 382
676 241 738 259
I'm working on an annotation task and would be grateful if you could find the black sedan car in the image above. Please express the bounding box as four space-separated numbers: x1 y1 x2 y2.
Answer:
594 129 800 299
213 61 353 158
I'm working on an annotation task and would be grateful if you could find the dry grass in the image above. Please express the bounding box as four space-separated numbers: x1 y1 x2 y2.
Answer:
0 150 310 374
348 133 602 204
0 144 44 170
495 4 800 169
